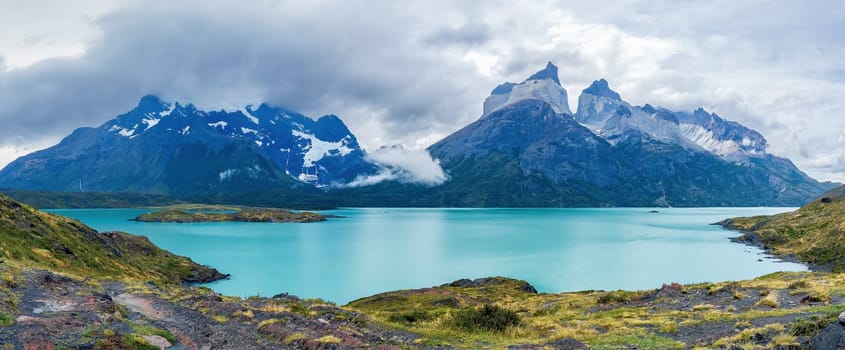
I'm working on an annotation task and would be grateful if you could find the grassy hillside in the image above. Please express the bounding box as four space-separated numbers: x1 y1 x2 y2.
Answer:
720 185 845 271
0 194 225 285
349 274 845 349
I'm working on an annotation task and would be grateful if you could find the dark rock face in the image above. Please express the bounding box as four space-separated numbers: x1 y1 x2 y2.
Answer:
526 61 562 85
0 96 378 194
811 323 845 349
582 79 620 100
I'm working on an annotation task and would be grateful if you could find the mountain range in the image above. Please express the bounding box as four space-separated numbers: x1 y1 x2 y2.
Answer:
0 96 376 197
0 63 834 206
425 63 832 206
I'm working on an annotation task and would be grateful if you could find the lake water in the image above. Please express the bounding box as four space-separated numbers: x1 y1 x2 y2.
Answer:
49 207 805 304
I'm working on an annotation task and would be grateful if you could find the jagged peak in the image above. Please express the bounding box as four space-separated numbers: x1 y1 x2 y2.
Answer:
525 61 560 85
135 94 170 113
582 79 621 100
693 107 711 117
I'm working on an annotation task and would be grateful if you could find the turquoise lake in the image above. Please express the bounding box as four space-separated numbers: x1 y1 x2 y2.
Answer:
49 207 806 304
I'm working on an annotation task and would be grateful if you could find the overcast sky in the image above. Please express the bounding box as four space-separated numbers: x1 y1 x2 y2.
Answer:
1 0 844 181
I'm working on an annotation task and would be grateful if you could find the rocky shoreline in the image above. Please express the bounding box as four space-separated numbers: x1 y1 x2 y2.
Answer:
716 218 820 271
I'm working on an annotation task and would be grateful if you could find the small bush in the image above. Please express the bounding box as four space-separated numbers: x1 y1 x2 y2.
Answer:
129 322 176 343
597 290 634 304
707 285 725 295
122 334 160 350
387 310 433 325
790 316 831 336
692 304 714 312
283 332 307 344
258 319 280 329
771 333 799 347
233 309 255 318
756 292 778 308
658 320 678 333
806 287 831 302
787 280 809 289
316 335 340 344
450 304 520 332
0 313 13 327
734 320 752 329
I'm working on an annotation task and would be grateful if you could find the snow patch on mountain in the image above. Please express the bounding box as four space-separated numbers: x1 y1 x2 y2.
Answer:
208 121 228 128
159 103 176 117
680 123 743 157
240 107 259 124
141 116 160 130
292 130 354 167
219 168 237 181
118 125 137 137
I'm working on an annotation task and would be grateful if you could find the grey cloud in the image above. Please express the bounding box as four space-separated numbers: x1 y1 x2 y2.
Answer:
424 22 491 47
0 0 488 148
1 0 844 182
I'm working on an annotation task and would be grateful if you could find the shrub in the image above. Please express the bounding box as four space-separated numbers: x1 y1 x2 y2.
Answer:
692 304 714 312
387 310 433 325
787 280 809 289
756 292 778 308
450 304 520 332
790 315 832 336
597 290 635 304
283 332 307 344
806 287 831 302
316 335 340 344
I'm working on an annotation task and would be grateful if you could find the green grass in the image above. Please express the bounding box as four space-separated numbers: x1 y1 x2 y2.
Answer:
128 321 176 343
346 273 845 349
0 194 224 285
450 305 520 332
387 310 434 325
0 312 13 326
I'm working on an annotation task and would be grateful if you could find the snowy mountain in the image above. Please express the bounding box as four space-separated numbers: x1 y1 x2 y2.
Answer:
0 95 378 195
427 63 833 206
575 79 767 162
483 62 572 116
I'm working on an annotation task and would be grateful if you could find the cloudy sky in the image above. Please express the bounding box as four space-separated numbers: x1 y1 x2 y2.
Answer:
1 0 844 181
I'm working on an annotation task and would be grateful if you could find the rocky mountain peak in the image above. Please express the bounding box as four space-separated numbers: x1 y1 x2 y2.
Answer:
482 62 571 116
582 79 621 100
134 94 170 114
525 61 561 85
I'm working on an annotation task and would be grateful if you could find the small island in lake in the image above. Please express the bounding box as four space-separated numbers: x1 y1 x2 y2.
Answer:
133 205 333 223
